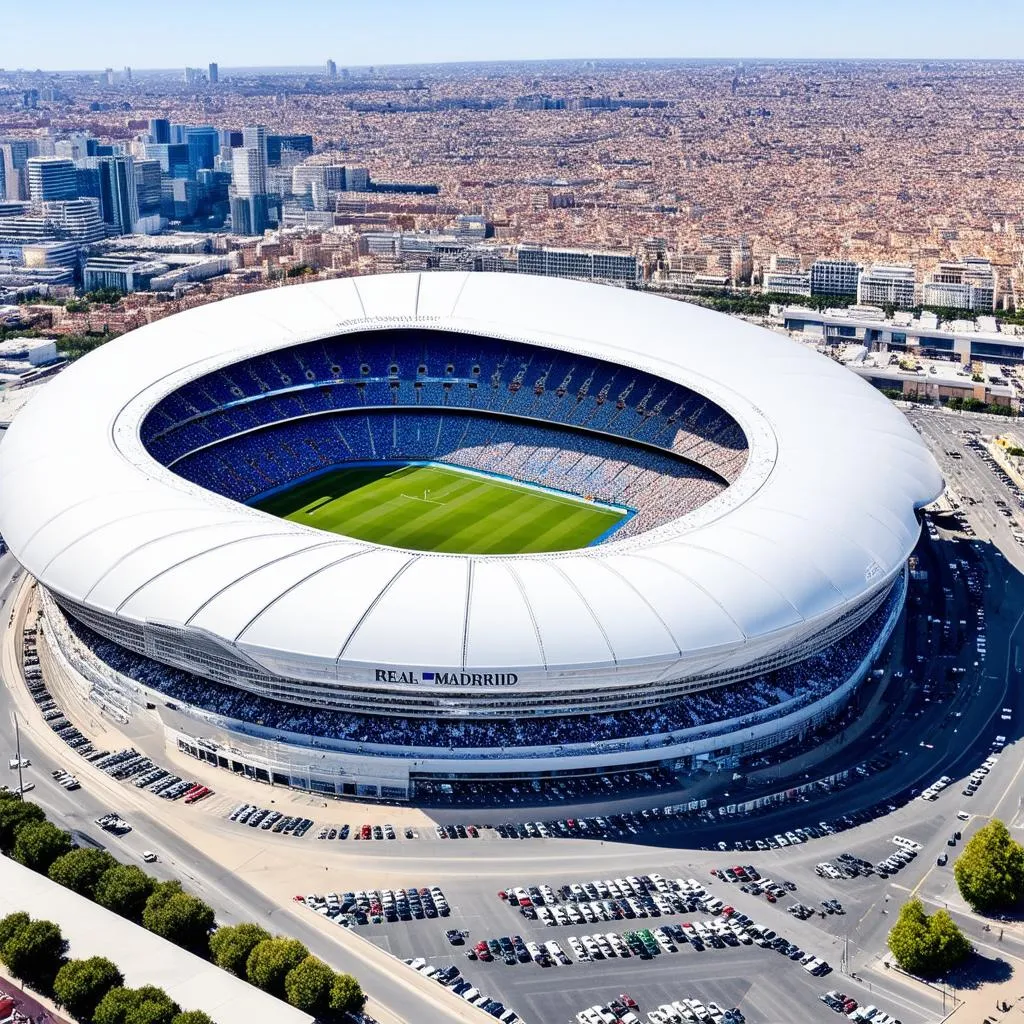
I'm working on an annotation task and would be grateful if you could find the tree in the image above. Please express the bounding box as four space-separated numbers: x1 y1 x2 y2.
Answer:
142 882 215 957
0 912 30 949
954 819 1024 912
95 864 157 922
929 909 972 972
209 922 271 977
245 937 309 997
284 956 334 1016
0 798 46 853
53 956 124 1021
887 899 934 975
13 820 73 873
329 972 366 1016
170 1013 215 1024
93 985 180 1024
0 918 68 995
47 848 119 899
888 898 971 976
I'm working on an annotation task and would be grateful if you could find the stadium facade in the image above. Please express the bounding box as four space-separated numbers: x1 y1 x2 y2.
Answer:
0 273 943 800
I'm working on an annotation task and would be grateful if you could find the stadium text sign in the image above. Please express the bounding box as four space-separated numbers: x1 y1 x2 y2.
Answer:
374 669 518 687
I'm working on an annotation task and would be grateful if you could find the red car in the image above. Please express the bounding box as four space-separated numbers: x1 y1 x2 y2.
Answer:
620 994 638 1009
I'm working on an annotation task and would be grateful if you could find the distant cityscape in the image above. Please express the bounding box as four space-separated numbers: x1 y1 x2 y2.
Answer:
2 57 1024 404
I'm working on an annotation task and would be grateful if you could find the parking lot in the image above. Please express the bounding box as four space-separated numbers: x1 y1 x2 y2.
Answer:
301 860 931 1024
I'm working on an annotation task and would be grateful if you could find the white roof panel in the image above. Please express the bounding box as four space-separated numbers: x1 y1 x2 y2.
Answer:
463 560 544 667
237 547 411 660
341 555 469 667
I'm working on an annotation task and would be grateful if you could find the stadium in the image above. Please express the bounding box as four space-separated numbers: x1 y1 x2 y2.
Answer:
0 273 942 801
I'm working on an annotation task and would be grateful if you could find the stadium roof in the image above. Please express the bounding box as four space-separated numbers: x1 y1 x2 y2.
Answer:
0 273 943 688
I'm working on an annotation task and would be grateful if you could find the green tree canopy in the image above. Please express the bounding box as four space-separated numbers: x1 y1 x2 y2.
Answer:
888 898 971 976
329 972 366 1016
170 1012 215 1024
0 912 30 949
93 985 181 1024
209 922 271 977
95 864 157 922
0 798 46 854
47 847 119 899
284 956 335 1016
13 820 73 873
929 908 973 972
0 918 68 995
954 819 1024 912
142 882 215 957
245 937 309 997
53 956 124 1021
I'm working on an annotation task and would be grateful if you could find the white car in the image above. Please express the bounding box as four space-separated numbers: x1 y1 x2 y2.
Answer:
142 851 157 863
7 757 29 770
892 835 923 851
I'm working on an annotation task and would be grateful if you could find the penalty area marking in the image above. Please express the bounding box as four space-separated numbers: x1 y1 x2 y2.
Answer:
401 493 444 506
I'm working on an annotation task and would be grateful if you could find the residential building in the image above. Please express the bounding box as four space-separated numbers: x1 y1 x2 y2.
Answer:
517 243 639 283
763 269 812 296
857 263 918 308
83 254 168 292
809 258 862 298
921 257 997 312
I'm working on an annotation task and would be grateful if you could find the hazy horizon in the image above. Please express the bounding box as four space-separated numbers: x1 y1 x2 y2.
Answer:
3 0 1022 72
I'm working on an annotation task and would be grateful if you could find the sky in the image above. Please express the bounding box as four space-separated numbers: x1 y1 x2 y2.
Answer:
4 0 1024 71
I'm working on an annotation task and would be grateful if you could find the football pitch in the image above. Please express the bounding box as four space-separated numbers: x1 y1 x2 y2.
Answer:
253 463 628 554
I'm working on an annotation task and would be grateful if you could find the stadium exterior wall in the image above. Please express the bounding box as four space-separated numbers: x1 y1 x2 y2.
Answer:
40 570 906 799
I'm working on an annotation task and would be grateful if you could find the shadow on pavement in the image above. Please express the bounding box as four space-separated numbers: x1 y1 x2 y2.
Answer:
947 951 1013 990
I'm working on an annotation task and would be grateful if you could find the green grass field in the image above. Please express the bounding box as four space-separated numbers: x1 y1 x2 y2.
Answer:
253 463 628 554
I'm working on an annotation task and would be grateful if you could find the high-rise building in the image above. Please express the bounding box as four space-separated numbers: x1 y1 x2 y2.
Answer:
104 68 115 86
27 157 77 202
149 118 171 145
183 67 204 86
97 156 139 234
123 66 132 82
135 159 163 218
345 166 369 192
241 126 268 177
231 134 271 236
229 194 269 235
857 264 917 308
267 134 313 165
326 59 337 78
0 140 37 201
922 258 997 312
809 258 862 298
208 62 219 84
185 126 220 172
232 148 266 198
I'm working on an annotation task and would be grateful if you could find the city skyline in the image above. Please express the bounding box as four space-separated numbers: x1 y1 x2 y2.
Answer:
4 0 1024 70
